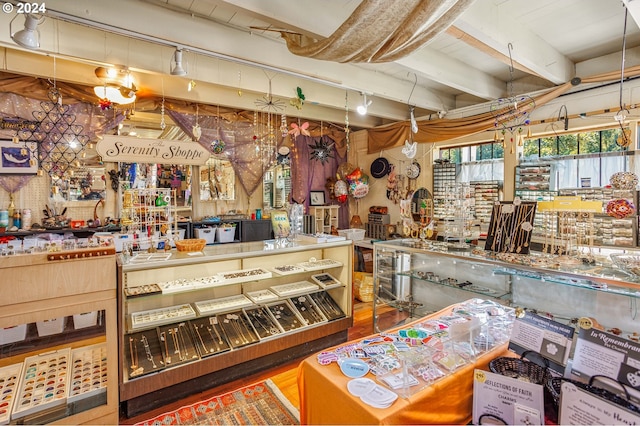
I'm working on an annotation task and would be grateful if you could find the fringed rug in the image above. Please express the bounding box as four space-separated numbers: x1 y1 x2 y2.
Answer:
134 379 300 426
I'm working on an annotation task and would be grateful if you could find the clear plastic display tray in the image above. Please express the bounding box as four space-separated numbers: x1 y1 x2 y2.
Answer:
0 363 22 424
218 268 272 284
195 295 254 315
130 304 196 330
68 343 107 404
270 281 320 297
124 283 162 298
12 348 71 420
245 289 279 304
128 253 172 264
271 264 306 276
297 258 343 271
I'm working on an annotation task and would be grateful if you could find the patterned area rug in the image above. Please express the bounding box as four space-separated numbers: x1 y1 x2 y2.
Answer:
135 379 300 426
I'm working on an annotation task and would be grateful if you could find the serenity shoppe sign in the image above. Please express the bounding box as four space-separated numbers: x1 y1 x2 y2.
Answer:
97 135 209 165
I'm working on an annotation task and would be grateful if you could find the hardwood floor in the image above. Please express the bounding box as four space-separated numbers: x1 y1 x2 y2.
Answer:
120 301 401 424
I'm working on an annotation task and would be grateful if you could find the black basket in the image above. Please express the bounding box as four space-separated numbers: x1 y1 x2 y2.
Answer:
489 351 548 385
546 375 640 414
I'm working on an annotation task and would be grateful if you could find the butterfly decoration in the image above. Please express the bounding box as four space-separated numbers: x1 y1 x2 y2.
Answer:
289 121 310 138
402 140 417 159
290 86 305 110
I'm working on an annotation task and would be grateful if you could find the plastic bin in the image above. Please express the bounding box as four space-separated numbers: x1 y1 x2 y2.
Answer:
217 227 236 243
36 317 65 337
73 311 98 329
338 228 366 241
195 227 216 245
0 324 27 345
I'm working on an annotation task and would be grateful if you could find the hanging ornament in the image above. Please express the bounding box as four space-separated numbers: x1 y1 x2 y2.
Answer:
334 180 349 204
192 104 202 141
289 122 310 138
99 97 112 111
309 139 335 163
290 86 305 110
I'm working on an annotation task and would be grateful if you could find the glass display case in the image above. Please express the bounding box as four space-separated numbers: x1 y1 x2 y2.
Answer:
118 239 353 417
0 252 118 425
373 239 640 334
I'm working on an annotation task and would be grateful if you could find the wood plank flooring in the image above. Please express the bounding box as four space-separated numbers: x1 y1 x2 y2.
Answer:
121 301 399 424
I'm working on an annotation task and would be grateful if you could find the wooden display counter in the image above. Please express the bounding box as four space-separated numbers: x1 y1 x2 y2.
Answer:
297 305 510 425
0 251 118 425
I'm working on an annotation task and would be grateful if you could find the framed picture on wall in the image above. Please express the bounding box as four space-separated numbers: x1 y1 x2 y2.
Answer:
310 191 326 206
0 140 38 174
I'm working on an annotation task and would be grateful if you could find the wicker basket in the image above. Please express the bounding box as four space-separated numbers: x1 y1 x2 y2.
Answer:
175 238 206 252
488 355 547 384
546 376 639 413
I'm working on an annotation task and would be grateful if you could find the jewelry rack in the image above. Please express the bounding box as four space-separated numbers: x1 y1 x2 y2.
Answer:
120 188 178 250
126 330 164 379
441 182 474 249
288 295 327 326
484 201 537 254
266 300 306 332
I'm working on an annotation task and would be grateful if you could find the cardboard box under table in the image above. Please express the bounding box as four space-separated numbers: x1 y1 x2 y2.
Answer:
297 305 511 425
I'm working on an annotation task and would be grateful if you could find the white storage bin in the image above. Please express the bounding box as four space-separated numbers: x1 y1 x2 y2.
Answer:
36 317 65 337
0 324 27 345
73 311 98 329
195 227 216 244
113 234 132 252
217 226 236 243
338 228 366 241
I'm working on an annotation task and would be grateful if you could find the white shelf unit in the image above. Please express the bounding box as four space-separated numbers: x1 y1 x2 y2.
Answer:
309 206 340 234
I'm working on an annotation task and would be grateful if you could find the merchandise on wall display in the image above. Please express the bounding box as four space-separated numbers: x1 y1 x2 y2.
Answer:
370 157 391 178
610 171 639 190
484 201 537 254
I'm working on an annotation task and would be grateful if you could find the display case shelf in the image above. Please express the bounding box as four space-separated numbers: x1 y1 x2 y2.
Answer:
373 239 640 334
118 239 353 417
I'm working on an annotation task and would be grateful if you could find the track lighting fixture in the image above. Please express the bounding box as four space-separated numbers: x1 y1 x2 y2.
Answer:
10 14 44 49
170 48 187 76
357 93 372 115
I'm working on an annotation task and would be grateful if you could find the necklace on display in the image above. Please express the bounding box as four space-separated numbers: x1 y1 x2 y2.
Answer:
141 334 158 368
193 323 209 354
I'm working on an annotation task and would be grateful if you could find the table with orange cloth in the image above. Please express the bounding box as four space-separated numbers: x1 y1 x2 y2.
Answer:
297 305 511 425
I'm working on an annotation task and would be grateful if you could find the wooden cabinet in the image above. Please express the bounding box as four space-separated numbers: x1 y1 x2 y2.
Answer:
0 252 118 425
309 206 339 234
118 239 353 417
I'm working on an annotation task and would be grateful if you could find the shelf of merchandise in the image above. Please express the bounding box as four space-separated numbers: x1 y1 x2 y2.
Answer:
0 252 118 425
309 205 340 234
515 164 557 244
120 188 178 245
557 187 638 248
372 239 640 335
432 162 459 220
117 239 353 417
470 180 502 233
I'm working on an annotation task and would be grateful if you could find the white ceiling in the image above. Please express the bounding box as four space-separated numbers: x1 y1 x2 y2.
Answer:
0 0 639 132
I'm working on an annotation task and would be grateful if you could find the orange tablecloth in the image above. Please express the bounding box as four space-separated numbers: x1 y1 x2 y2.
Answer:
297 306 510 425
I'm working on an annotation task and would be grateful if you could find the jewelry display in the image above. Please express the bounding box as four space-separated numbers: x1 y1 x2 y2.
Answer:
157 274 225 294
219 311 258 348
157 323 199 366
271 264 306 276
297 258 343 271
127 331 165 378
245 289 279 304
218 268 272 284
244 306 283 339
289 295 327 325
0 363 21 424
124 283 162 298
310 273 342 289
270 281 320 297
141 335 158 368
12 348 70 420
484 201 536 254
267 301 305 332
192 323 209 354
195 294 254 315
441 182 473 249
310 291 346 320
68 343 107 403
129 252 173 264
130 304 196 329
